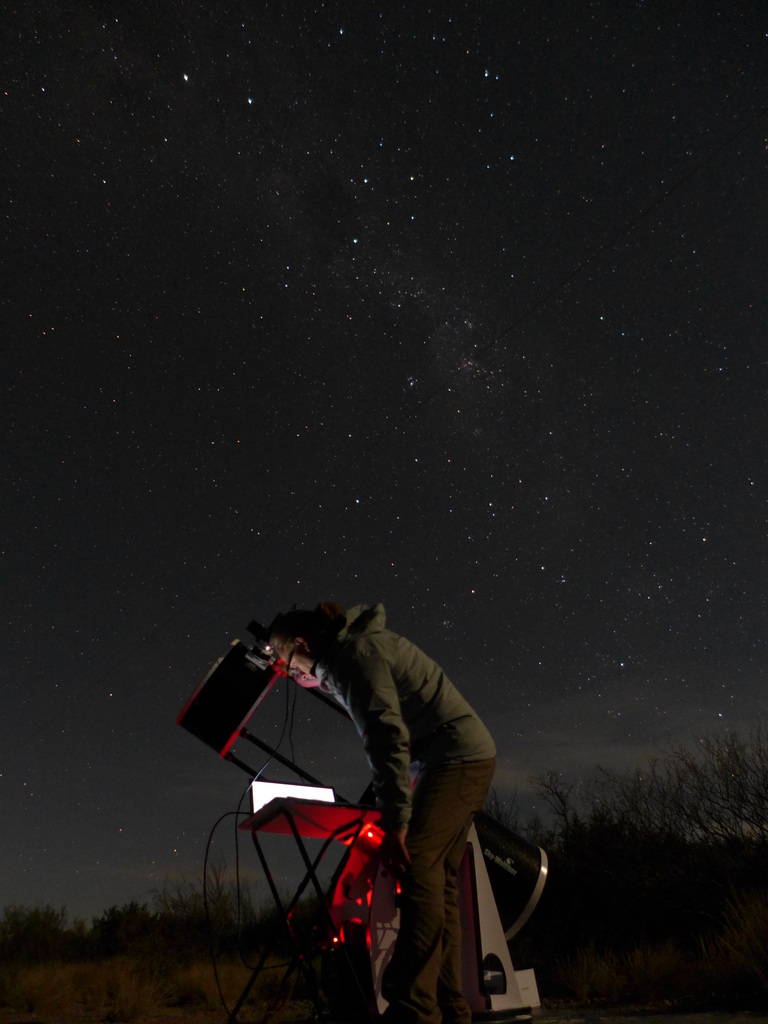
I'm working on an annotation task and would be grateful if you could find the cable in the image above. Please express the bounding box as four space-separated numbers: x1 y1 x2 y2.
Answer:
205 799 294 1014
253 675 293 783
3 101 766 770
288 677 299 765
211 673 295 998
229 672 295 967
203 807 250 1017
233 778 253 968
205 774 302 1016
228 662 307 973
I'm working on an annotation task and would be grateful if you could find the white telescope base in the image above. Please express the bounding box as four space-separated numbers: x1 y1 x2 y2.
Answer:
369 823 538 1021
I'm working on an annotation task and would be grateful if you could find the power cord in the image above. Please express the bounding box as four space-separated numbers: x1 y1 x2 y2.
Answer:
288 678 299 765
206 801 294 1016
233 778 254 968
203 807 249 1017
253 674 293 783
204 676 297 1012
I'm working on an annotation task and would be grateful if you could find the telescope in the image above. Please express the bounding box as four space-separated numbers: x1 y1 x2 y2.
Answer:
178 621 548 1023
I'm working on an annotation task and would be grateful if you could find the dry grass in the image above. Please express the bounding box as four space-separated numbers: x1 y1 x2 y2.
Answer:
557 941 706 1005
0 960 168 1020
9 894 768 1018
556 891 768 1006
171 959 290 1012
0 963 76 1014
0 958 301 1022
104 964 170 1021
711 888 768 992
557 945 625 1003
621 942 699 1003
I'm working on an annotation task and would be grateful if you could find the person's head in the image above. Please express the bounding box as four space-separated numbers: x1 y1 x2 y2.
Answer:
270 601 346 683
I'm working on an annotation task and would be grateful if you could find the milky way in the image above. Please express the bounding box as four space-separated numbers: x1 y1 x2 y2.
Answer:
2 2 766 915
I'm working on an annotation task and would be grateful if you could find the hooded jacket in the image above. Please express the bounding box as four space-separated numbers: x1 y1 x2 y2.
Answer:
314 604 496 830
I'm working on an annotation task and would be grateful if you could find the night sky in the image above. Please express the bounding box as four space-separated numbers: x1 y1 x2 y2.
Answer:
2 2 767 919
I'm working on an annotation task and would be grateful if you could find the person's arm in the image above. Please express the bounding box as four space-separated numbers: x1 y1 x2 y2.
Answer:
336 646 413 833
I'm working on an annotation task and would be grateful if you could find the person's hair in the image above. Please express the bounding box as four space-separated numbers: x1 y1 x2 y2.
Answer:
270 601 346 658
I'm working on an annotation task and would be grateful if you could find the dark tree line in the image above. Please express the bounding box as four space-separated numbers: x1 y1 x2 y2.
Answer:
506 727 768 995
0 865 283 965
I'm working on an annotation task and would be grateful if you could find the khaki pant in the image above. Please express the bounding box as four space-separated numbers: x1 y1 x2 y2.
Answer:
382 757 496 1024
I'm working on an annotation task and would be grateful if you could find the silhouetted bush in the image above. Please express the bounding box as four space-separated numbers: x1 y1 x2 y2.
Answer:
498 726 768 1005
0 905 90 963
0 862 291 966
89 902 158 960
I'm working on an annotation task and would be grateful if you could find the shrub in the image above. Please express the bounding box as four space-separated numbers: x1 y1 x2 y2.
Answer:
511 728 768 972
90 902 159 960
0 905 70 962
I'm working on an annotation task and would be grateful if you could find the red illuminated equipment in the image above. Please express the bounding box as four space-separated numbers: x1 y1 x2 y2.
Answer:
178 631 548 1024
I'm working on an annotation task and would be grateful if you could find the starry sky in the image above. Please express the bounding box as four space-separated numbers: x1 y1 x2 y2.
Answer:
2 2 767 918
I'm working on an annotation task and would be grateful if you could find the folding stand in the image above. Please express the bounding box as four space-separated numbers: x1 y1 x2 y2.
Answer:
228 797 382 1024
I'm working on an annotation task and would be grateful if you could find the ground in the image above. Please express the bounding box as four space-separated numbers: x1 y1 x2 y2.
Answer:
3 1009 768 1024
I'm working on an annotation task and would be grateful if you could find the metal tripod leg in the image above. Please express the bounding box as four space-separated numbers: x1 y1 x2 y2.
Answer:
285 813 377 1023
228 822 337 1023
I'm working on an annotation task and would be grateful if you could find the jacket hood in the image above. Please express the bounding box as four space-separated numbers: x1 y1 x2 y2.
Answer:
340 603 386 639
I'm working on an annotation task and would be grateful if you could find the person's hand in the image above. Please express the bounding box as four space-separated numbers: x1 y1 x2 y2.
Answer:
379 826 411 877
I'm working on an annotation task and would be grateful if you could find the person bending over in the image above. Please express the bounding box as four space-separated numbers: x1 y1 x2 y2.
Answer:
270 601 496 1024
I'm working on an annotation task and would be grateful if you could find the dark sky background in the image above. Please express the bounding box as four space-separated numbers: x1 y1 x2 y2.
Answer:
2 2 767 920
